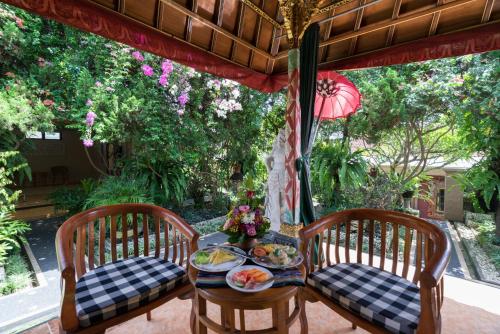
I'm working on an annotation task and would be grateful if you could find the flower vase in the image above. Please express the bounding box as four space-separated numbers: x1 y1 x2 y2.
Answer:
232 238 258 252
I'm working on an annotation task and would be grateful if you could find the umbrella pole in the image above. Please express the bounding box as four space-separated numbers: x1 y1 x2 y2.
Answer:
311 96 327 146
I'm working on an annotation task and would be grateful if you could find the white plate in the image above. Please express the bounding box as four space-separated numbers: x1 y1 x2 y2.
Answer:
248 245 304 269
226 265 274 293
189 247 246 272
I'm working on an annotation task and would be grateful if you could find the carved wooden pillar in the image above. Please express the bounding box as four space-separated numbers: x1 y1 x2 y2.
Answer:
281 48 302 237
278 0 320 237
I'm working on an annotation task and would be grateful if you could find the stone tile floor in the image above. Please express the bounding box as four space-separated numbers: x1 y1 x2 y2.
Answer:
24 274 500 334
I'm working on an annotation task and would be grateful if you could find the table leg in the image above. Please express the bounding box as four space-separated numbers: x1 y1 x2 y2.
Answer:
190 297 196 334
196 291 207 334
272 301 289 334
239 309 246 334
296 292 308 334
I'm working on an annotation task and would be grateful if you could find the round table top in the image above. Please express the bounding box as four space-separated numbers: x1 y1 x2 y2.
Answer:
188 264 306 310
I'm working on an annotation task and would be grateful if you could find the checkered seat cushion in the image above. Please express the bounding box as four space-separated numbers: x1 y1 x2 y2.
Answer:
308 263 420 334
75 256 187 327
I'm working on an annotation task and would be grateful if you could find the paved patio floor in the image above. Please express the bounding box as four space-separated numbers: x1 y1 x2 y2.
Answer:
24 274 500 334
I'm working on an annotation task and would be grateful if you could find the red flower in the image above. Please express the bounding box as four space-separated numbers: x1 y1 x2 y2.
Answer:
246 191 255 199
15 17 24 28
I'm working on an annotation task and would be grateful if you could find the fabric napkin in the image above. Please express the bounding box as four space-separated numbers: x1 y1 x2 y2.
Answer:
195 268 305 289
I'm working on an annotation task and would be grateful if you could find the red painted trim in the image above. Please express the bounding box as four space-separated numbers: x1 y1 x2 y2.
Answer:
320 22 500 71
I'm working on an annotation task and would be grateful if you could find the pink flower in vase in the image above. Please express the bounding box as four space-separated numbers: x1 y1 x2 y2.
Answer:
223 219 233 230
246 224 257 237
238 205 251 213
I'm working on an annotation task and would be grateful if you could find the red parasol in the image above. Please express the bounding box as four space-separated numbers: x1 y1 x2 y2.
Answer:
314 71 361 121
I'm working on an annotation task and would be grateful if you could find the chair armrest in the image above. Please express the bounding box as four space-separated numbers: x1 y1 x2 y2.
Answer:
420 233 451 288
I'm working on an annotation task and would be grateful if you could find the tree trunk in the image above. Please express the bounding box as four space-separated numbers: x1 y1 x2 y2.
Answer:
496 201 500 239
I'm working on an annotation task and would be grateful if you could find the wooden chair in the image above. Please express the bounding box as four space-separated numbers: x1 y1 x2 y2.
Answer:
299 209 451 334
55 203 199 333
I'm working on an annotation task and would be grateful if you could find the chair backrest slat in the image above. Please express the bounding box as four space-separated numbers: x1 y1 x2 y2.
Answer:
164 222 170 261
344 221 351 263
99 217 106 266
122 212 128 259
379 221 387 270
132 213 139 257
110 215 117 261
335 226 340 264
356 220 363 263
402 227 412 279
368 219 374 266
309 238 315 273
318 231 324 269
391 223 399 274
179 234 185 266
326 229 331 266
143 214 149 256
172 228 178 263
154 216 161 258
76 225 86 278
413 231 423 284
88 222 95 270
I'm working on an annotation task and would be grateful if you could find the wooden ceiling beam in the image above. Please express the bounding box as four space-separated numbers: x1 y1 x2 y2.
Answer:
239 0 282 29
155 0 164 29
428 0 444 36
385 0 402 46
210 0 225 52
348 0 367 56
482 0 495 23
249 0 266 67
160 0 270 59
275 0 477 59
231 1 246 61
265 8 283 74
320 8 335 62
185 0 198 43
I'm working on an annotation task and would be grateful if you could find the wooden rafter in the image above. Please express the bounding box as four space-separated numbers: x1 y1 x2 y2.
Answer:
348 0 366 56
320 8 335 62
155 0 164 29
210 0 225 52
231 1 246 61
239 0 282 29
482 0 495 23
265 8 283 74
249 0 266 67
185 0 198 42
275 0 478 59
160 0 270 59
116 0 125 13
385 0 402 46
428 0 444 36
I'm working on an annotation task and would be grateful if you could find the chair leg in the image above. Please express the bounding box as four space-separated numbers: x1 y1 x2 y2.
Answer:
352 323 357 330
147 311 152 321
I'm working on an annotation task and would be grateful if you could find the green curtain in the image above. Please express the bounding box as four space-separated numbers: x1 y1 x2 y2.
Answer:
297 23 320 227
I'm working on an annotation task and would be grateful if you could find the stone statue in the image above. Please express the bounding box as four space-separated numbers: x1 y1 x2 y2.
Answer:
264 129 286 232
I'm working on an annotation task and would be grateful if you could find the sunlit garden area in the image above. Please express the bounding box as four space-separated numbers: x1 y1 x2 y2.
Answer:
0 1 499 333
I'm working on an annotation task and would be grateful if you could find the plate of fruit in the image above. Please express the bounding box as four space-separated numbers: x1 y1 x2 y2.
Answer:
190 246 246 272
226 265 274 293
249 243 303 269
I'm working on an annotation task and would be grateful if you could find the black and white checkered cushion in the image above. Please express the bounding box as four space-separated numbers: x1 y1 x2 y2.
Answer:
75 256 187 327
308 263 420 334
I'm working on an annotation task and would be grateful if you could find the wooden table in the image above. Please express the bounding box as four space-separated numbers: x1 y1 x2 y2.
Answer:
189 266 307 334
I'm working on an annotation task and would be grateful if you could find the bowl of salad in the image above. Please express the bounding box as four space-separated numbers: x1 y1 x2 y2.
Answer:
226 265 274 293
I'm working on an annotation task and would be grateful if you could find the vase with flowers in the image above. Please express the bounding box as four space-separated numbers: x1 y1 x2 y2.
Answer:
220 190 270 251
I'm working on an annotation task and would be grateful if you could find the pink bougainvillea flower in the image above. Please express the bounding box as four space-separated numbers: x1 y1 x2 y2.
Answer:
158 74 168 87
142 64 154 76
238 205 251 213
15 17 23 28
95 81 103 87
83 139 94 147
86 111 97 126
85 99 93 106
105 86 115 92
178 92 189 106
161 59 173 75
43 99 54 107
177 109 184 116
131 51 144 62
